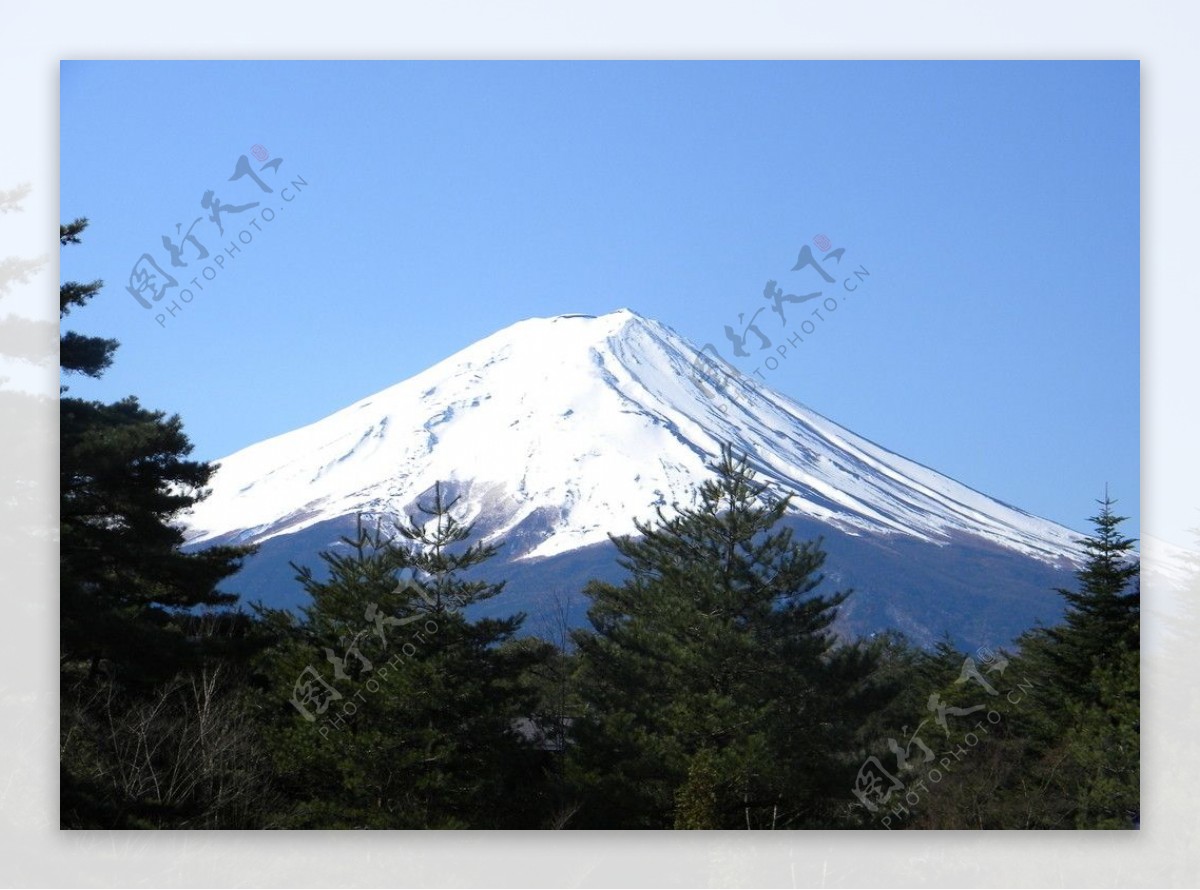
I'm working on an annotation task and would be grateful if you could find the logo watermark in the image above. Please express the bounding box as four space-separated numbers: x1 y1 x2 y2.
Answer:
849 647 1036 828
288 576 463 739
690 234 872 410
124 145 310 328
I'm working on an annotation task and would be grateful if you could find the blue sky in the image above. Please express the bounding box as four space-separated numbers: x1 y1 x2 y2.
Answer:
60 60 1140 539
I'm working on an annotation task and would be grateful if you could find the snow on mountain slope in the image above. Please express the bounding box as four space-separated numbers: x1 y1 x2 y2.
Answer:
182 309 1084 566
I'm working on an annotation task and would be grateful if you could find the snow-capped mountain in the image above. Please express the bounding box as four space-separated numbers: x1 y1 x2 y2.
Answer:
184 308 1091 648
185 309 1082 567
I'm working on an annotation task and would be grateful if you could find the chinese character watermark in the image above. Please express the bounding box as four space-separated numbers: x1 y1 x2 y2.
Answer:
690 233 873 411
287 576 463 739
124 145 310 328
850 647 1036 828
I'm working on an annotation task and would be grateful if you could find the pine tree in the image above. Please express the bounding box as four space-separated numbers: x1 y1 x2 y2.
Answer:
59 219 253 686
1034 493 1140 827
1063 645 1139 828
570 445 883 828
58 217 116 382
261 489 552 828
949 494 1142 830
1043 492 1140 703
59 219 263 827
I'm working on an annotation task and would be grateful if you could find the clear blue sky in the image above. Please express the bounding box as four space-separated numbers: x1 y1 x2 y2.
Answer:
60 60 1139 540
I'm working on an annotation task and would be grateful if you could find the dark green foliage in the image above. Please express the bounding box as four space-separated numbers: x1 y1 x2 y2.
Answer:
1043 494 1139 701
60 395 256 685
1062 645 1139 828
1055 504 1139 826
59 219 116 383
569 446 889 828
885 497 1141 830
59 220 263 827
1012 493 1140 827
59 222 254 686
258 490 555 828
673 747 721 829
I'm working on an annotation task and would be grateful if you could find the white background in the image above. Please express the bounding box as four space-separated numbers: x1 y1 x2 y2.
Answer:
1 1 1193 886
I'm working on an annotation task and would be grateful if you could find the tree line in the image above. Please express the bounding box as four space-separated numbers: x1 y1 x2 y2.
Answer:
59 221 1139 829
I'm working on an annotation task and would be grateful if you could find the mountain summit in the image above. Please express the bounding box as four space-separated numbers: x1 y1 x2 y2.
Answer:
186 308 1081 568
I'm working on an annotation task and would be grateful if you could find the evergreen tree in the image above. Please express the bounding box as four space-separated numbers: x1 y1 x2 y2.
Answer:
59 219 263 827
1025 494 1140 827
570 446 885 828
1043 492 1140 703
1062 645 1139 828
59 219 253 686
908 495 1142 830
261 488 552 828
58 217 116 382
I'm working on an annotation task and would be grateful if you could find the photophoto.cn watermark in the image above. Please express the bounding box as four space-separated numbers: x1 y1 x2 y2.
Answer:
124 144 310 328
690 233 872 412
287 576 464 740
849 646 1037 828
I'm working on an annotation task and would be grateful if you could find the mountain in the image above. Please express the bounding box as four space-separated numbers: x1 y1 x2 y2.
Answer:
183 309 1085 649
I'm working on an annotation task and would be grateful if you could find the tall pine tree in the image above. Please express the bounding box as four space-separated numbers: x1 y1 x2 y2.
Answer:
60 219 262 827
570 446 885 828
1036 493 1140 827
59 219 253 686
949 493 1143 829
1044 492 1139 702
